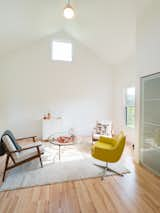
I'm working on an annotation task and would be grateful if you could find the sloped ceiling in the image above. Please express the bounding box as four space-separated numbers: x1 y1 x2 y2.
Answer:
0 0 136 64
136 0 153 20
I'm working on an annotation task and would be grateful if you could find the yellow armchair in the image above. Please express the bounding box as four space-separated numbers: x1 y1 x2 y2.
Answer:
91 131 126 179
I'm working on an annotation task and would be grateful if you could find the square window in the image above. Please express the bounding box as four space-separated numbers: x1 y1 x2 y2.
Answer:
52 41 72 62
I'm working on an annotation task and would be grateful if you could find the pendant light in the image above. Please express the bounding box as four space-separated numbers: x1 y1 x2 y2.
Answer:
63 0 74 19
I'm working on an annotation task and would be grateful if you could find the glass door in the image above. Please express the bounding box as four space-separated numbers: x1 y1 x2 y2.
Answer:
140 72 160 176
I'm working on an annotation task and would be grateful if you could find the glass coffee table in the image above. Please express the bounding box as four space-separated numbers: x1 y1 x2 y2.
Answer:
50 140 74 160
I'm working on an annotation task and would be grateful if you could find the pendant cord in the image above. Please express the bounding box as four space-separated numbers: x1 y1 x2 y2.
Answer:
65 0 70 5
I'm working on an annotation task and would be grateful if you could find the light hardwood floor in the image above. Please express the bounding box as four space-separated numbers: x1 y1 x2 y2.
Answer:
0 140 160 213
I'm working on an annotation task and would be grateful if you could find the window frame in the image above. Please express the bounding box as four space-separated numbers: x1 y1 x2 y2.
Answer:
51 41 72 62
125 87 136 129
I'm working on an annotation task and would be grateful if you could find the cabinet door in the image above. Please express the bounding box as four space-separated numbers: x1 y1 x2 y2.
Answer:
140 73 160 176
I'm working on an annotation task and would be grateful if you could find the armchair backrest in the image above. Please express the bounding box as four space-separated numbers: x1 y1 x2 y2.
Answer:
0 130 21 157
2 135 20 160
113 131 126 162
2 130 21 150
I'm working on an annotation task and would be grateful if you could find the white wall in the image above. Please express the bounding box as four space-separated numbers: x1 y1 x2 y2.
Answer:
0 31 113 138
112 1 160 163
137 1 160 77
135 0 160 162
112 56 136 144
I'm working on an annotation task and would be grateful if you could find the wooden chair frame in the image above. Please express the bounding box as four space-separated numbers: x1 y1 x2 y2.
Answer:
2 136 43 182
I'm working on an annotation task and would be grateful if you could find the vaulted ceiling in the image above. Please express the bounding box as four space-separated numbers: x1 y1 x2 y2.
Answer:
0 0 138 64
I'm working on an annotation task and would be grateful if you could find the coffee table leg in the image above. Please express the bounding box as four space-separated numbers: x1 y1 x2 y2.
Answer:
59 145 61 160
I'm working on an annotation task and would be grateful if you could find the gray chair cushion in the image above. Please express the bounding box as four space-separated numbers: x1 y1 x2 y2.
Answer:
0 130 21 156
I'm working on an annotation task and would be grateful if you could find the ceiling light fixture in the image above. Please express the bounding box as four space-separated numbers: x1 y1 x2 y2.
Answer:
63 0 74 19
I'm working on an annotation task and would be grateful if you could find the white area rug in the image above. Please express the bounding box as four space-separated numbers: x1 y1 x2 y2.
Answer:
0 141 130 191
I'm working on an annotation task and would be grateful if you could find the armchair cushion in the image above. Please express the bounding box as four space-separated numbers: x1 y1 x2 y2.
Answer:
2 135 20 159
99 136 117 146
15 142 44 163
93 141 114 151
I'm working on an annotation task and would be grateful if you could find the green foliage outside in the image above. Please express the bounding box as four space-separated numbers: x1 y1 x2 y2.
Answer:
126 106 135 128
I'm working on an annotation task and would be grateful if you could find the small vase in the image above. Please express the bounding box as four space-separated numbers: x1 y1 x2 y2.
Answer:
47 113 51 120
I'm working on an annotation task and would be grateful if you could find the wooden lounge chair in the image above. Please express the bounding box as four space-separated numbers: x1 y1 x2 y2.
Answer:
0 130 44 181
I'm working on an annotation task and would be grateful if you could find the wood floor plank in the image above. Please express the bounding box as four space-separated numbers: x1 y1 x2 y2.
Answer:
75 180 97 213
0 141 160 213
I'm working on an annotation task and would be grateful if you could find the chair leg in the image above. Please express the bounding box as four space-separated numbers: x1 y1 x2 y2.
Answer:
95 162 123 180
101 163 108 180
2 155 9 182
39 155 43 168
107 167 124 177
37 146 43 168
94 163 106 169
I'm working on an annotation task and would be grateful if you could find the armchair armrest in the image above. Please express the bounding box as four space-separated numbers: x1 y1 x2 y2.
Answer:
99 136 117 146
9 142 42 154
21 142 41 149
16 136 37 142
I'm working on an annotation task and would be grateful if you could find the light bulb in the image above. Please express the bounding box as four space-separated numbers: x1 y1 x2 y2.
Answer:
63 4 74 19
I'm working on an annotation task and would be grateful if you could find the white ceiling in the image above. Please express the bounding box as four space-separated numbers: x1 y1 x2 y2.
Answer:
0 0 136 64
